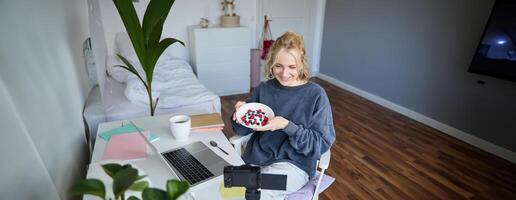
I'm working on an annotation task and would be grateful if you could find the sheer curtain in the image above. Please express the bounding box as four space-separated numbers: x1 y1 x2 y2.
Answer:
0 1 90 199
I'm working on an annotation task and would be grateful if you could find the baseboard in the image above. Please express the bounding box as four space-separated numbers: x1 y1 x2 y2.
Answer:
316 72 516 164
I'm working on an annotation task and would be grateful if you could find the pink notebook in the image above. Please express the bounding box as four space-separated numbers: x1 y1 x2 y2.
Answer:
101 131 149 160
191 126 223 132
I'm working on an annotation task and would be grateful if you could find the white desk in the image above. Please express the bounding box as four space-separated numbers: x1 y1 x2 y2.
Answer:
86 113 245 200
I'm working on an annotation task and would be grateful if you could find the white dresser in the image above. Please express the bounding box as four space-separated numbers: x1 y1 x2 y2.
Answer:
188 26 250 96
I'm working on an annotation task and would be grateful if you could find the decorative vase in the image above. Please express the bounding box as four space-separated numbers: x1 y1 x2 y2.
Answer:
220 15 240 27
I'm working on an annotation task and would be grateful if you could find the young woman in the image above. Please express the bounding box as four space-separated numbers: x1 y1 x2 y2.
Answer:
231 31 336 199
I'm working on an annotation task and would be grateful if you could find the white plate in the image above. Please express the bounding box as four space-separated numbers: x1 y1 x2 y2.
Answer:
236 103 275 129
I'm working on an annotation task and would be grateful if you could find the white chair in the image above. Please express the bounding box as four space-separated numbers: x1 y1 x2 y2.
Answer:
229 134 332 200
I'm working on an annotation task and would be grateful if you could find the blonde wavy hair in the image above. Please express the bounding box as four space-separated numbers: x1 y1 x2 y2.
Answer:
264 31 310 81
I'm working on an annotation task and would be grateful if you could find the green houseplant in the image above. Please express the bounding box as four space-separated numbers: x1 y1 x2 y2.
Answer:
69 163 189 200
114 0 184 116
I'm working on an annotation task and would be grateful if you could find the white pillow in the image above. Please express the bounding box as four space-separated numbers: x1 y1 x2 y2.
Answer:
107 32 142 83
115 32 138 62
108 32 173 83
107 54 132 83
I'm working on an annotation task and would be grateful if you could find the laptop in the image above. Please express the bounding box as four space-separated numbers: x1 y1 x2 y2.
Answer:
130 121 230 187
158 141 231 187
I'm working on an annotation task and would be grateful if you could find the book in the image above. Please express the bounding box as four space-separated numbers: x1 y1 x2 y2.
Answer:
99 124 159 142
190 113 224 129
101 131 149 160
191 126 224 132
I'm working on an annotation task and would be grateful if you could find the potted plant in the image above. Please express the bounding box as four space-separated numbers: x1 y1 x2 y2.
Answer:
113 0 184 116
69 163 189 200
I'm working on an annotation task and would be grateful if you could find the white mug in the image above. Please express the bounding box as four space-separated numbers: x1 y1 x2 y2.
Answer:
169 115 191 141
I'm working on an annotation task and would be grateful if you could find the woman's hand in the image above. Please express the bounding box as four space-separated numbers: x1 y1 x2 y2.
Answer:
232 101 246 123
254 116 289 132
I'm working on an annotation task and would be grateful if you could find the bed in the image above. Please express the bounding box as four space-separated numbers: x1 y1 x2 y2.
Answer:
102 58 221 122
83 33 221 152
102 76 220 122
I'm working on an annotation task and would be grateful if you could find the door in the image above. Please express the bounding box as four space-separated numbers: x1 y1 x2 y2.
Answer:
259 0 316 67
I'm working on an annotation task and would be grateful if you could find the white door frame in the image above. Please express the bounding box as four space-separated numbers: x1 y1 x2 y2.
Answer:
256 0 326 76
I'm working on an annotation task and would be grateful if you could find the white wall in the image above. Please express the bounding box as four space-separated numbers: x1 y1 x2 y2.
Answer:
0 0 90 199
0 80 61 200
320 0 516 158
97 0 258 61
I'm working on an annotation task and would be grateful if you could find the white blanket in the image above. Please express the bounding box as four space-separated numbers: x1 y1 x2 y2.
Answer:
122 59 218 108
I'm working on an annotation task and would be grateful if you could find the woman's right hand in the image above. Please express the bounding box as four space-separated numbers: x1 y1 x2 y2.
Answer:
232 101 246 123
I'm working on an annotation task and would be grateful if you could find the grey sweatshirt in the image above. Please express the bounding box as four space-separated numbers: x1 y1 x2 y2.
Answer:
231 79 336 178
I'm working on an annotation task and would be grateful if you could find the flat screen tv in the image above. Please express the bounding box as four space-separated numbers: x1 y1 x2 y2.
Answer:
468 0 516 82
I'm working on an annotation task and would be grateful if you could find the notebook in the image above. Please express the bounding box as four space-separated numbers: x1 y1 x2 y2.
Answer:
190 113 224 129
191 126 223 132
99 124 159 142
101 131 149 160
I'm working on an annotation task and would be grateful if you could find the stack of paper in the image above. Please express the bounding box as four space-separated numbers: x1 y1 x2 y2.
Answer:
102 131 149 160
99 124 159 142
100 124 159 161
190 113 225 132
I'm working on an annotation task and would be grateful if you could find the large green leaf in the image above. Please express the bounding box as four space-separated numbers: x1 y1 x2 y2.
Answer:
117 54 148 89
129 181 150 191
113 0 146 67
69 179 106 199
113 167 139 199
136 175 148 181
166 180 189 200
142 188 168 200
128 196 141 200
113 0 182 116
142 0 176 46
145 38 184 81
101 163 124 178
146 18 165 54
152 37 184 64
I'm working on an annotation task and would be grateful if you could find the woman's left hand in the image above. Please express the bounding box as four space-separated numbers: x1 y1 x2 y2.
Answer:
254 116 289 132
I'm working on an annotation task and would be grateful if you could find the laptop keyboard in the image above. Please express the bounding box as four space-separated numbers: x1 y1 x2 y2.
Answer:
162 148 215 185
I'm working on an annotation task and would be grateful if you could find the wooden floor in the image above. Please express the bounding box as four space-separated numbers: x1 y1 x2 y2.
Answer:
220 78 516 200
